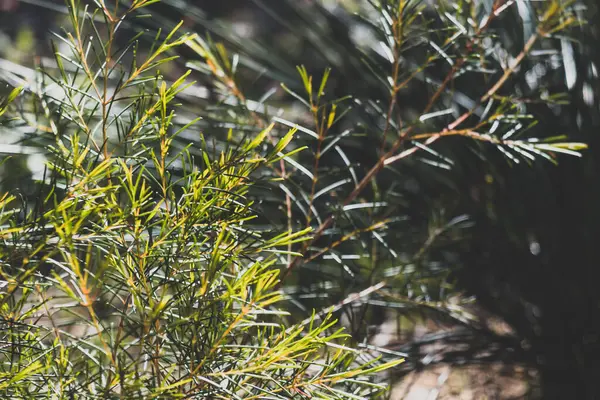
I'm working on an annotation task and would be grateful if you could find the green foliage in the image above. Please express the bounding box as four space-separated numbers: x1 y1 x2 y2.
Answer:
173 0 587 334
148 0 589 389
0 1 401 398
0 0 594 397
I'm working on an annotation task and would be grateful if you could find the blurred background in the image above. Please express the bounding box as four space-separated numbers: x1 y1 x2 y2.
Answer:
1 0 599 398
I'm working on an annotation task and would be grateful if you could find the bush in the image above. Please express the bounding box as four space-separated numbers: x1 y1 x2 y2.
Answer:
0 1 400 397
0 0 593 398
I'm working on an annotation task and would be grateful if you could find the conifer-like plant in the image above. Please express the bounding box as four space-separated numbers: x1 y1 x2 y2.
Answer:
0 0 592 397
0 1 400 397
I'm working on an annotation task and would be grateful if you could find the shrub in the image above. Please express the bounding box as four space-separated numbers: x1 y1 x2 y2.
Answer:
0 1 400 397
0 0 592 397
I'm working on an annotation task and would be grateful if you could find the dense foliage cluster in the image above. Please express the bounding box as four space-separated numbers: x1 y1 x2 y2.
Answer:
0 0 598 398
